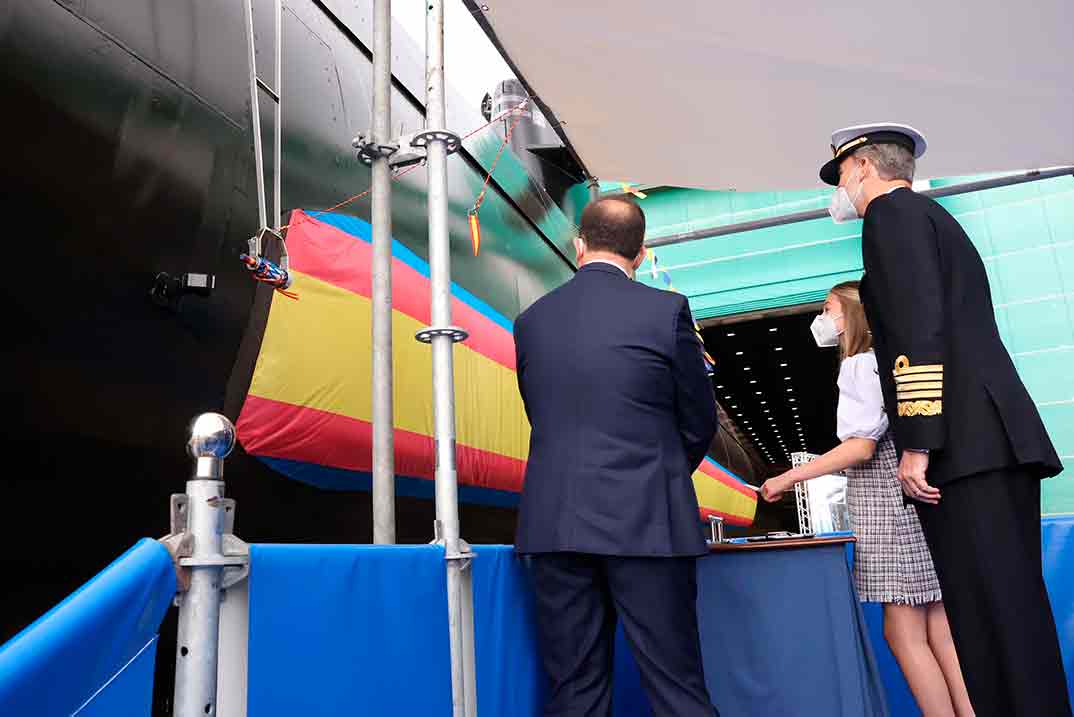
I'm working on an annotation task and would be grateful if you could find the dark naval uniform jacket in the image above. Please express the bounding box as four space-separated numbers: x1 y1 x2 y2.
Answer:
859 187 1061 486
512 262 718 556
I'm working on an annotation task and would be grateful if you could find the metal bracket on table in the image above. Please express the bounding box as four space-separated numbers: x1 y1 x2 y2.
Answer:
159 494 250 596
707 515 726 544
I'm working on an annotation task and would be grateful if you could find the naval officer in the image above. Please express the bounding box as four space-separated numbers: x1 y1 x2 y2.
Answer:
819 123 1071 716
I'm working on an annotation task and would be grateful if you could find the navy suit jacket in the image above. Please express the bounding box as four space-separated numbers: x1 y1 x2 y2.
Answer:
513 262 718 557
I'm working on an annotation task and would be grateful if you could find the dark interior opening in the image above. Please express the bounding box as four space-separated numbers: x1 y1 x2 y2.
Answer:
701 305 843 532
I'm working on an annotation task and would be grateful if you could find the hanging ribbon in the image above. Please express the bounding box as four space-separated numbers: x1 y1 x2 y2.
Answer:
467 210 482 256
649 252 715 374
468 101 528 256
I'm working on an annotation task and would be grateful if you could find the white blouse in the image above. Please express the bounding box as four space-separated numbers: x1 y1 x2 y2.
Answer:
836 350 889 442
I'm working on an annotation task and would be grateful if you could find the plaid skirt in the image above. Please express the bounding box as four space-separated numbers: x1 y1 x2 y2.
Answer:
846 433 942 605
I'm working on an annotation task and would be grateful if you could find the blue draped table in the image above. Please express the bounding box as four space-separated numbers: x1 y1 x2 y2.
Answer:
611 536 888 717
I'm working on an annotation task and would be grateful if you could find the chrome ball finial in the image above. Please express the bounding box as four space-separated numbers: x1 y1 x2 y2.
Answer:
187 413 236 460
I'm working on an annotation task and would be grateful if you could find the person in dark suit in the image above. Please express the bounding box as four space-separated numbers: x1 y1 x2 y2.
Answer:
819 123 1071 716
513 197 719 716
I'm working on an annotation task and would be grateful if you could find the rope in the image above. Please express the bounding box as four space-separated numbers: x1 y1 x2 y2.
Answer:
462 98 528 142
279 162 425 231
471 104 527 214
276 98 531 231
465 100 529 256
246 98 532 285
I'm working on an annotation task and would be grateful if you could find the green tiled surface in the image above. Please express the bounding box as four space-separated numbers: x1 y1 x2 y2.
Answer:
638 176 1074 514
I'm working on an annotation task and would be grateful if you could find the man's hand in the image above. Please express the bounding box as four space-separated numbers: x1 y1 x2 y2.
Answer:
898 451 941 504
760 475 792 503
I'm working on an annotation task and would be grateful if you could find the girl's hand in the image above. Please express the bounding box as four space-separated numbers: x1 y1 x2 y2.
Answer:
760 475 791 503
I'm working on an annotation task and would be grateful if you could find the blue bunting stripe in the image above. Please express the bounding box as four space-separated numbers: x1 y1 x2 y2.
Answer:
649 252 715 374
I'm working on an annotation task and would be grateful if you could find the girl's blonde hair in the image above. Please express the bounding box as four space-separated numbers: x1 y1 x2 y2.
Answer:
830 281 872 360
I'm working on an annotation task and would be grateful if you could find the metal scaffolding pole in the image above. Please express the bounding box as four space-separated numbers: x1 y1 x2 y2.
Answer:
170 414 247 717
421 1 476 714
370 0 396 544
241 0 267 231
272 0 281 229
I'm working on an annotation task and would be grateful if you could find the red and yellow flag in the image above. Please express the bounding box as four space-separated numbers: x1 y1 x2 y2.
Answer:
234 209 756 524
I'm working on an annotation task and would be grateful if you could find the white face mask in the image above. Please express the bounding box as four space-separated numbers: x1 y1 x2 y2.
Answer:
810 312 843 347
828 168 866 224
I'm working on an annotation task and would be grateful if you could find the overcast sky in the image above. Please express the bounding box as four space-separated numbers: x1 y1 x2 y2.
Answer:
393 1 515 111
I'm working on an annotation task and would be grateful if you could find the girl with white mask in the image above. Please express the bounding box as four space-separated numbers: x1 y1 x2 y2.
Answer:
761 282 975 717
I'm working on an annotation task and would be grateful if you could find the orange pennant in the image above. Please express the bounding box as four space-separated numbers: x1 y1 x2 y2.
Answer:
468 211 482 256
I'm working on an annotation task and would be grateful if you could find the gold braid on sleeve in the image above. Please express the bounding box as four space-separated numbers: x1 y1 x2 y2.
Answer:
893 355 943 417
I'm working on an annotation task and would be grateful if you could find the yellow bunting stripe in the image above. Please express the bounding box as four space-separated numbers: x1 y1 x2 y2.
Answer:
248 270 531 462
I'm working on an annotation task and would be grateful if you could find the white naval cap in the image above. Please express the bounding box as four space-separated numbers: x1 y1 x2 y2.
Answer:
820 122 927 185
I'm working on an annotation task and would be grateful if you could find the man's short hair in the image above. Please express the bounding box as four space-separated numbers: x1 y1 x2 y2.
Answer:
578 196 646 260
854 143 915 182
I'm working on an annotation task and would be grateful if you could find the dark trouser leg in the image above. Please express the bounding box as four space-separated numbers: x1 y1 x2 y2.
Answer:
915 468 1072 717
529 553 617 717
604 556 718 717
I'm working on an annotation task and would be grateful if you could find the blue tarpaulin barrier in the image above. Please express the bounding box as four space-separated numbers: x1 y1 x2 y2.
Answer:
1042 516 1074 708
247 544 454 715
0 538 176 716
0 521 1067 716
471 547 546 716
858 515 1074 716
248 544 552 716
861 604 920 716
247 542 887 716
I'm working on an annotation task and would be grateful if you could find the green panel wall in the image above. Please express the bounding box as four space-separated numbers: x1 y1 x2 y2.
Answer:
637 176 1074 515
639 186 861 319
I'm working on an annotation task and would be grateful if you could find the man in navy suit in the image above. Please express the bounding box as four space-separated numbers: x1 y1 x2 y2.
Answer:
514 197 719 716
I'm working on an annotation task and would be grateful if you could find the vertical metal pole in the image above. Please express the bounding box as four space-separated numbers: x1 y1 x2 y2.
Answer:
174 480 224 717
424 2 474 715
272 0 282 229
460 564 478 715
587 175 600 203
426 0 457 560
371 0 396 545
174 414 235 717
242 0 267 231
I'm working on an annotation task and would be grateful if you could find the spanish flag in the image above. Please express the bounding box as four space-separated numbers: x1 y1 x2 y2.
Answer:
234 210 756 524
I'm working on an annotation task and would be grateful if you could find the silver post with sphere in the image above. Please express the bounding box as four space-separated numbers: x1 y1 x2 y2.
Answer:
170 413 247 717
